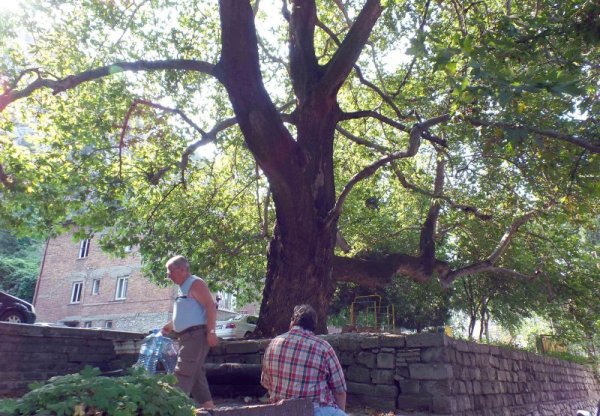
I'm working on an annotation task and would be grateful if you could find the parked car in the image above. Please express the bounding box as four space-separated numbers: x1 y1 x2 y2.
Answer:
577 400 600 416
216 314 258 340
0 290 36 324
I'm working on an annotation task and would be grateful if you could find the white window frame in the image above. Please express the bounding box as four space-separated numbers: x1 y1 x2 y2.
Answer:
70 281 83 303
78 239 91 259
115 276 128 300
91 279 100 295
105 320 113 329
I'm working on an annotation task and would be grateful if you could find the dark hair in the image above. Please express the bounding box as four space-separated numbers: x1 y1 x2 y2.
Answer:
291 304 317 332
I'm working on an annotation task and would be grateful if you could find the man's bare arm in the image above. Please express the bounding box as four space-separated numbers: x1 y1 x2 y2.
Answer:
190 279 218 346
334 391 346 410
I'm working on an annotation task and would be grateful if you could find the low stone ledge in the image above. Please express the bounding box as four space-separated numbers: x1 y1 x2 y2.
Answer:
0 322 144 341
196 399 312 416
406 333 450 348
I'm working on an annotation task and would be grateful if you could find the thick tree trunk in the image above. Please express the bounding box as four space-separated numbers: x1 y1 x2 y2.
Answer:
256 100 340 337
257 222 337 336
217 0 382 337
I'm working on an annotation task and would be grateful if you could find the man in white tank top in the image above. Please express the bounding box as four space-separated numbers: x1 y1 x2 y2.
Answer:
162 255 218 410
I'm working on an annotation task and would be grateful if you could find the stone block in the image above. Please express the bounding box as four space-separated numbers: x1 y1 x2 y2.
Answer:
421 380 451 396
421 347 449 363
453 340 470 352
346 365 370 383
338 351 354 366
406 333 448 348
377 352 395 369
371 369 395 385
409 363 453 380
432 396 457 414
398 380 421 395
396 349 421 363
380 334 406 348
397 394 432 412
490 356 500 368
360 335 380 349
335 334 364 352
223 341 263 355
346 382 398 398
394 365 410 379
356 351 376 368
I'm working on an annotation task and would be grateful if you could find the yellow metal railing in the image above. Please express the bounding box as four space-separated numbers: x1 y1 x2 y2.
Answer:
349 295 395 333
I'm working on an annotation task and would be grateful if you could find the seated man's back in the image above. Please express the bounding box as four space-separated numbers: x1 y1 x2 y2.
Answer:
261 304 347 416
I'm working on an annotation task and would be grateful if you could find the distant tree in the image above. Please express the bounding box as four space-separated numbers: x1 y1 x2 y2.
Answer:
0 230 43 301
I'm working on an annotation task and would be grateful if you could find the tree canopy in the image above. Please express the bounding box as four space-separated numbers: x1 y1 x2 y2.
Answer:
0 0 598 335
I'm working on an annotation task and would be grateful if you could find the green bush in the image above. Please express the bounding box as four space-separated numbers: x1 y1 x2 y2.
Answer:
0 367 195 416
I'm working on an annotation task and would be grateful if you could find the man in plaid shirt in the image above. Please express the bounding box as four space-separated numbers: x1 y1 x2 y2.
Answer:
261 304 347 416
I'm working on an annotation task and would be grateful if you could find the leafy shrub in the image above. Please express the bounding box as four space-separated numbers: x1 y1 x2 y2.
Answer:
0 366 195 416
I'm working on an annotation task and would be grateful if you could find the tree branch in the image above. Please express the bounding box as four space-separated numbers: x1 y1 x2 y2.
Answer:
418 157 445 272
1 59 216 112
465 116 600 154
118 98 236 184
336 125 390 152
326 115 449 226
319 0 383 96
398 0 431 91
218 0 297 179
332 199 548 289
439 206 550 286
390 163 493 221
332 0 352 28
289 0 319 101
487 210 539 264
340 109 448 147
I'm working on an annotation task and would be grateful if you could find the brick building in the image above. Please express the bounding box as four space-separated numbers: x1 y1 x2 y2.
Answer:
33 232 237 332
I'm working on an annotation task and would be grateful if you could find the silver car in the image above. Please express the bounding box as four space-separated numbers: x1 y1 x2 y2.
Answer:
216 314 258 340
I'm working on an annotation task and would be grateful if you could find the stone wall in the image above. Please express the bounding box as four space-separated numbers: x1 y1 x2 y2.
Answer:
207 333 600 416
2 324 598 416
0 322 143 397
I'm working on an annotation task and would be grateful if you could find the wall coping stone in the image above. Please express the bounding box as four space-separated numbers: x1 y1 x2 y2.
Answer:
0 322 144 341
406 333 450 348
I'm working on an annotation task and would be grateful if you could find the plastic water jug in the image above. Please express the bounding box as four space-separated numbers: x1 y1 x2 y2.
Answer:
135 329 178 374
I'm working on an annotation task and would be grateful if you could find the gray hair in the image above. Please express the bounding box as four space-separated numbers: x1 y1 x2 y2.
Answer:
166 255 189 270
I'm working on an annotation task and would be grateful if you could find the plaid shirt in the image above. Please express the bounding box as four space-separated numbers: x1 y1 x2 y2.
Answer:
261 326 347 407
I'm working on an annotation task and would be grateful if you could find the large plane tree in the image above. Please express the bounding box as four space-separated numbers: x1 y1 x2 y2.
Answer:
1 0 598 335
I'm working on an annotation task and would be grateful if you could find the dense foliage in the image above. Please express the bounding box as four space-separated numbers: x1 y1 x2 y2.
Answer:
0 229 43 301
0 1 598 335
0 367 196 416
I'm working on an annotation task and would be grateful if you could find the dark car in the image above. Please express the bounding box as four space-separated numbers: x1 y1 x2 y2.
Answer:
0 290 36 324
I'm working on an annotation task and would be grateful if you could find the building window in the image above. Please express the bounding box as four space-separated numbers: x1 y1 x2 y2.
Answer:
78 239 91 259
70 281 83 303
115 277 128 300
105 320 113 329
83 321 92 328
91 279 100 295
